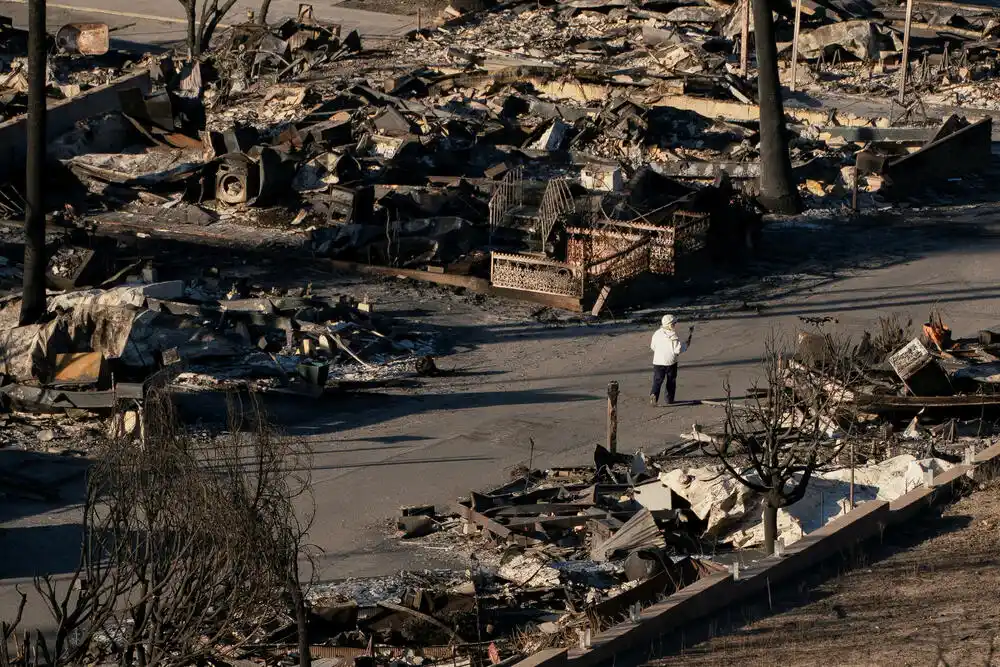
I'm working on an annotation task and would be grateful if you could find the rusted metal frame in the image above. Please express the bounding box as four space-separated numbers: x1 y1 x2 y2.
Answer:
454 501 540 546
583 235 652 271
855 393 1000 409
488 167 523 231
489 503 598 517
490 252 585 298
503 509 635 532
535 178 574 248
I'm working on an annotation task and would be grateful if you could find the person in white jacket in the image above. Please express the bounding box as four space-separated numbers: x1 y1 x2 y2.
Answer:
650 314 693 405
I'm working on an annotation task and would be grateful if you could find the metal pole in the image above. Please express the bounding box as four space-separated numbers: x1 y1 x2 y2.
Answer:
740 0 750 76
20 0 47 326
607 381 619 454
790 0 803 91
899 0 914 104
850 439 855 508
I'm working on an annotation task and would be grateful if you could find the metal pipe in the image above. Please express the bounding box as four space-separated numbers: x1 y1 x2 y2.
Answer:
20 0 47 326
790 0 803 91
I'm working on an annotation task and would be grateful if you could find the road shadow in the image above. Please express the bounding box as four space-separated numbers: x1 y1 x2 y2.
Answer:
0 451 89 580
172 385 597 434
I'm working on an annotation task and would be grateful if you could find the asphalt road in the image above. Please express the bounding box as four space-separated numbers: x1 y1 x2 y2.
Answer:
0 0 415 50
4 209 1000 628
299 214 1000 581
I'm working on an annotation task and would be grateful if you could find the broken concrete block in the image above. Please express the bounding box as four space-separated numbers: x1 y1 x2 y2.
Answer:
657 44 702 72
530 119 570 151
795 20 880 61
660 465 762 538
662 6 721 22
633 478 674 511
581 164 624 191
889 339 953 396
839 165 857 189
498 553 560 588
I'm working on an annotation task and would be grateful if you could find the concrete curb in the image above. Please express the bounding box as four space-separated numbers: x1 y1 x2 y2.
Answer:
514 444 1000 667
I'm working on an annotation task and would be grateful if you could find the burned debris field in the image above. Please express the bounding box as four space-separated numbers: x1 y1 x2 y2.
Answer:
2 0 1000 664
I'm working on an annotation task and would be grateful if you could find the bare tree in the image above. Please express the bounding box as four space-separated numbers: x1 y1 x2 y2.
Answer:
30 389 314 667
752 0 801 214
713 332 860 554
179 0 239 56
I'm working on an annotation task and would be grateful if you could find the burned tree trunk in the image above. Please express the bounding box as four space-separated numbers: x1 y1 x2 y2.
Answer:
183 0 197 56
289 568 311 667
257 0 273 24
751 0 801 214
21 0 47 326
763 493 780 555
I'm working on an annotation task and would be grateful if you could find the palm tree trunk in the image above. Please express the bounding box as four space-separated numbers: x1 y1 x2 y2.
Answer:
752 0 802 214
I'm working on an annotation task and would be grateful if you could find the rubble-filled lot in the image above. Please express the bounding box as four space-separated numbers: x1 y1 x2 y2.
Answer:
288 310 1000 661
5 0 1000 661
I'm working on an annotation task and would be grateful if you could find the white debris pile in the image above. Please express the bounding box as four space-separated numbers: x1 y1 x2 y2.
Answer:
647 455 955 549
498 552 561 589
657 465 764 539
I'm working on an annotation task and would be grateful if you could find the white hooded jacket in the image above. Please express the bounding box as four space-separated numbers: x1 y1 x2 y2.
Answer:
651 327 687 366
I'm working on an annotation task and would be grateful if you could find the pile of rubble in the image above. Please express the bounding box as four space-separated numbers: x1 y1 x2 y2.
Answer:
301 447 726 663
0 268 437 453
0 18 146 121
0 0 995 314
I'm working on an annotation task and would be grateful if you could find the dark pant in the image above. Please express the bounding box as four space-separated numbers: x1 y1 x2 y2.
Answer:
651 364 678 403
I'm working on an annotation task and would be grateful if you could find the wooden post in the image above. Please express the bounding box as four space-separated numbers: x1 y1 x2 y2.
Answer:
899 0 914 104
418 7 422 31
20 0 47 326
790 0 803 91
849 439 855 508
607 381 619 454
851 161 859 212
740 0 750 76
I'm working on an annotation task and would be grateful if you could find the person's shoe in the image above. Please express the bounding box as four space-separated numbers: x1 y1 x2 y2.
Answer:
666 398 676 405
649 394 657 406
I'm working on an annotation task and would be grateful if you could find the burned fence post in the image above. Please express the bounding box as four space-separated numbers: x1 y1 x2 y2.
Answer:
21 0 47 326
790 0 803 92
899 0 915 104
740 0 750 76
607 381 619 454
850 438 855 508
852 161 859 212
